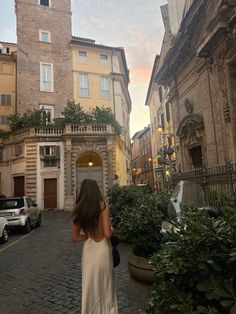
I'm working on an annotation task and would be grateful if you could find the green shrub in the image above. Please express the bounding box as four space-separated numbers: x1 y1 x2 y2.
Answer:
146 208 236 313
108 185 164 257
9 109 44 131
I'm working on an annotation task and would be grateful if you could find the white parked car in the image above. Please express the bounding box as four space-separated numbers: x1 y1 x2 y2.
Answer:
0 217 9 243
0 196 41 233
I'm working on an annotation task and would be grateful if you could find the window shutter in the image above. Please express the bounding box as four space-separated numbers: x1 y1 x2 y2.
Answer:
166 102 170 122
39 146 44 155
161 113 165 129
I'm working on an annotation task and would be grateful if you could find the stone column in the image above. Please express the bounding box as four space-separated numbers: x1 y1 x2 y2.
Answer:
64 138 74 211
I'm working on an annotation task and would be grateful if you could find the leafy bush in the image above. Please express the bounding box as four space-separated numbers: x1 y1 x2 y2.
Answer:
155 191 170 216
146 208 236 314
0 129 10 138
62 102 122 134
91 106 122 134
9 109 44 131
9 102 122 135
62 101 92 124
108 185 164 257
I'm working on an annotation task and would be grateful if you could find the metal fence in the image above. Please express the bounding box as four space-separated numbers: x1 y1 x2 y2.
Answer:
171 162 236 209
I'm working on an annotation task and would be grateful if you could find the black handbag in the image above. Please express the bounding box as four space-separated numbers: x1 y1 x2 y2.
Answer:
110 235 120 268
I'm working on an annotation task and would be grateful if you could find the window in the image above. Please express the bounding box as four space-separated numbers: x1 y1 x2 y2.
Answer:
79 51 87 57
79 74 89 97
0 94 11 106
40 63 53 92
100 54 109 67
100 54 108 60
158 86 163 103
78 51 88 64
39 0 51 6
0 148 3 161
39 145 60 168
100 77 110 98
39 30 51 43
166 102 170 122
15 144 23 156
0 116 9 124
161 113 165 129
2 64 13 74
39 104 54 124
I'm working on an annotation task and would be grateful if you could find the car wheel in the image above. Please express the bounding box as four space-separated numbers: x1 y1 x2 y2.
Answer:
1 226 9 243
36 214 41 227
24 218 31 234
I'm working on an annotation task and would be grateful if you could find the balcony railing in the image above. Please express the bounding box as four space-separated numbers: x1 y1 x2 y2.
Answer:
32 124 114 136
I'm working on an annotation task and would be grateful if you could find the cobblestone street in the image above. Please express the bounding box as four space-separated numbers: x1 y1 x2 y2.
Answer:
0 211 150 314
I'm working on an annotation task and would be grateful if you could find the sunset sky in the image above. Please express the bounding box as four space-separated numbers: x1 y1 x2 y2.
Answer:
0 0 167 136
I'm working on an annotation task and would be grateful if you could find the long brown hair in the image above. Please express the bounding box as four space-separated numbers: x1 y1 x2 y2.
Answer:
72 179 105 233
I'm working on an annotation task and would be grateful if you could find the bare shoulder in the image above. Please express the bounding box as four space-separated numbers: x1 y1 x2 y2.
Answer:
101 203 110 215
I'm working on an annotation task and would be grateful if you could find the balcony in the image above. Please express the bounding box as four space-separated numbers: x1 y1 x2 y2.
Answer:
32 124 114 137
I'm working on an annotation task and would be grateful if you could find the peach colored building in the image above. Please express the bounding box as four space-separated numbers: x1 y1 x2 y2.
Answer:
0 42 17 130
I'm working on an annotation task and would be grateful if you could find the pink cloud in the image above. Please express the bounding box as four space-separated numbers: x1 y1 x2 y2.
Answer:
129 66 151 85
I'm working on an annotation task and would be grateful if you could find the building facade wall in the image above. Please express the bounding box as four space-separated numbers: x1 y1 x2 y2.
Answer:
0 47 16 130
71 40 132 187
15 0 73 116
72 45 114 111
0 1 132 208
157 0 236 171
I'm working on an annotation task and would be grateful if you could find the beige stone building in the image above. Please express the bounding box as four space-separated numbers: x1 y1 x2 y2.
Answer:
0 0 131 209
145 5 176 191
156 0 236 171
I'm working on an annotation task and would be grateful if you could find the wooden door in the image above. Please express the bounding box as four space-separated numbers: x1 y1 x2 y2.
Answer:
44 178 57 209
14 176 25 196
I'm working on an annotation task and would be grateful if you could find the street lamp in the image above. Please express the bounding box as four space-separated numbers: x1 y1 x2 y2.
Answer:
157 126 163 135
132 168 136 184
156 125 176 192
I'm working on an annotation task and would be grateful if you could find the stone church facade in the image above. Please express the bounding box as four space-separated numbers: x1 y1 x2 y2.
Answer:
156 0 236 171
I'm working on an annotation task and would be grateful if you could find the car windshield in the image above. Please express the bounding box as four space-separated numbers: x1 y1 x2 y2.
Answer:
0 198 24 210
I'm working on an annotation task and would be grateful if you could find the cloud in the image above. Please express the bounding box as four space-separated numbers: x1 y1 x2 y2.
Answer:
129 66 151 85
90 16 106 28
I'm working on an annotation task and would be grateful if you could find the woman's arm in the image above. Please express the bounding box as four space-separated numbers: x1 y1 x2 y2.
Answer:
101 205 113 239
71 223 86 242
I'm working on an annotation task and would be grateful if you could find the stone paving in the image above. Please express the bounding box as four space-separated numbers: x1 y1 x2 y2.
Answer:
0 211 151 314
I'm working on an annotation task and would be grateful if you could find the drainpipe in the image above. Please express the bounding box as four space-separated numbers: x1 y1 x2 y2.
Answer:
111 48 116 119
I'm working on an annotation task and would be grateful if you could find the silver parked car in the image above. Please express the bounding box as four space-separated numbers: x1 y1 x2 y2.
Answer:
0 217 8 243
0 196 41 233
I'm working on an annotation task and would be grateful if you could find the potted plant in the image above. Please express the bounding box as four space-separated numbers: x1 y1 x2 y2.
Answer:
108 185 166 283
147 206 236 313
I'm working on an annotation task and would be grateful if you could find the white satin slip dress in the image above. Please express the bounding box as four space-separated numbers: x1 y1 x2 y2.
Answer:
81 237 118 314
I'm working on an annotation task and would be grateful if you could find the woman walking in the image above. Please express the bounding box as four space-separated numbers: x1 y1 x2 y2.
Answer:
71 178 118 314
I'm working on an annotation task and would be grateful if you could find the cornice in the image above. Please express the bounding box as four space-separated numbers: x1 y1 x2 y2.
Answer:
156 0 207 85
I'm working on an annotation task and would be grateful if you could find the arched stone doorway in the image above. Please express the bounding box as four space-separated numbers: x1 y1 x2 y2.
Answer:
76 151 104 195
176 113 204 169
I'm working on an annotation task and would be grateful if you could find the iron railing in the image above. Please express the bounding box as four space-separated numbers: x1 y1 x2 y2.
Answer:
171 162 236 209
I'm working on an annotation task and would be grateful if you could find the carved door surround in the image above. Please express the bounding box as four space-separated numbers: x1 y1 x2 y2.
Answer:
177 112 205 169
177 113 204 149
